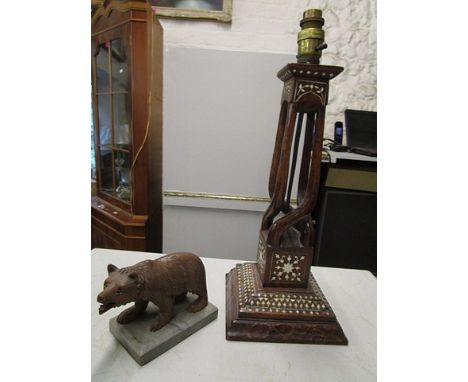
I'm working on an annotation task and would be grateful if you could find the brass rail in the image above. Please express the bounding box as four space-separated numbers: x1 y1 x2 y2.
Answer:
163 190 299 204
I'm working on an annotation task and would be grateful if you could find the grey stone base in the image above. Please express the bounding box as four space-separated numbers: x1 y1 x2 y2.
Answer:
109 295 218 366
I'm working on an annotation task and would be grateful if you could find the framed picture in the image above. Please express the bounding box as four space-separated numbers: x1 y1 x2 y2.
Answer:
150 0 232 23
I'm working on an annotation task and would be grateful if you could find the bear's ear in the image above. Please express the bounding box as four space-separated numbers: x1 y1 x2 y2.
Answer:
128 272 142 288
107 264 119 274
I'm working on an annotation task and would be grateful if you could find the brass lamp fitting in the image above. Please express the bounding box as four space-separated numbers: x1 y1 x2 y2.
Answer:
297 9 328 64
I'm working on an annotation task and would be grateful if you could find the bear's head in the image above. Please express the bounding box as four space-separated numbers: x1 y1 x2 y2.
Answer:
97 264 143 315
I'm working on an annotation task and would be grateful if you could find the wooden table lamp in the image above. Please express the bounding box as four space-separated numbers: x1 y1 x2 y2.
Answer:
226 9 348 345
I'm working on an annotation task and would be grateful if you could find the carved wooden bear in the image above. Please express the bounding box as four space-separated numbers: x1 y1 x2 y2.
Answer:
97 252 208 332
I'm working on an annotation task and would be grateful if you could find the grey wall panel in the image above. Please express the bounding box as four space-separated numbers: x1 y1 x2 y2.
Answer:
163 47 293 259
163 205 263 261
163 46 294 197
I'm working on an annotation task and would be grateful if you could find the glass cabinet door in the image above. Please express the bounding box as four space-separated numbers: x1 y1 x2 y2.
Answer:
92 38 132 203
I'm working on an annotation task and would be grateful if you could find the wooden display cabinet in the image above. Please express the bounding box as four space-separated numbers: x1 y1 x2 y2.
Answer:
91 0 163 252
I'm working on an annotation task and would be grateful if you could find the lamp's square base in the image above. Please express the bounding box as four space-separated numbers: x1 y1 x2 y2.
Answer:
226 263 347 344
110 295 218 365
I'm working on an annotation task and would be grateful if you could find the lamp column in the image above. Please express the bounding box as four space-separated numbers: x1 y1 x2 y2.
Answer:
226 9 348 345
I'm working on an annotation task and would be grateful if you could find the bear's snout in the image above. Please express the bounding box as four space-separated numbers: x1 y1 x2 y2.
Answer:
97 293 104 303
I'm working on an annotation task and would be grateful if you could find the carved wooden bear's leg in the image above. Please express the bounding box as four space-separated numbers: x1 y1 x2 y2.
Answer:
150 296 174 332
186 260 209 313
117 300 149 325
187 286 208 313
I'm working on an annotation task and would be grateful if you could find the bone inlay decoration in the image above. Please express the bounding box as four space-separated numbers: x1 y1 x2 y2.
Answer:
271 253 305 282
236 263 331 317
256 239 266 274
295 81 327 104
282 81 294 100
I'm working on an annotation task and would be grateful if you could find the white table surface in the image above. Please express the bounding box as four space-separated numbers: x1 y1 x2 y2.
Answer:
92 248 376 382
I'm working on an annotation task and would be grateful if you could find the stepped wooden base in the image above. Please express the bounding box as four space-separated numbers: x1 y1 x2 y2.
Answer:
226 263 348 344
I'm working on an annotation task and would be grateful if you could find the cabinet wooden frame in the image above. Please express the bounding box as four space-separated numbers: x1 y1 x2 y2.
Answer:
91 0 163 252
150 0 232 23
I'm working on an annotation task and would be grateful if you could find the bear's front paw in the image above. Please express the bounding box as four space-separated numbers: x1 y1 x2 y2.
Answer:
149 314 171 332
117 308 137 324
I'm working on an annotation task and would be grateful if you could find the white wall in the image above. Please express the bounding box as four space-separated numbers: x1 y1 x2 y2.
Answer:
160 0 377 260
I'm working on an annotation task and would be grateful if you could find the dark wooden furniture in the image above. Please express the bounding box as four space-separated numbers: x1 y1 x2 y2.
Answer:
313 159 377 275
91 0 163 252
226 63 348 344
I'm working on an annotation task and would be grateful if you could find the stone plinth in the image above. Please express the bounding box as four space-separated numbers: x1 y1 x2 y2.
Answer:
109 295 218 366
